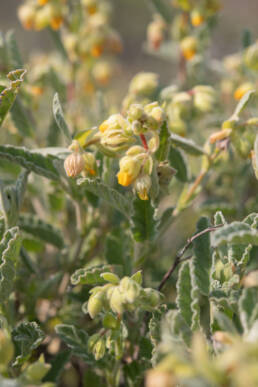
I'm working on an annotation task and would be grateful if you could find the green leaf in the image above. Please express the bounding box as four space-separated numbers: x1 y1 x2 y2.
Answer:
15 170 30 210
55 324 93 363
170 133 206 156
131 197 157 242
176 261 200 330
214 211 227 226
77 178 132 218
0 69 26 127
192 217 212 296
211 222 258 247
230 89 255 120
0 145 60 180
18 215 65 249
239 288 258 333
12 321 45 366
156 122 170 161
168 146 189 182
43 350 71 383
105 228 132 274
252 134 258 179
11 97 33 137
71 264 121 286
0 227 22 302
5 30 23 69
149 0 173 23
53 93 71 142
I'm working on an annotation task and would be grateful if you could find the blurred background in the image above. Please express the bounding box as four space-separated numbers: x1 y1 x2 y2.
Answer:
2 0 258 93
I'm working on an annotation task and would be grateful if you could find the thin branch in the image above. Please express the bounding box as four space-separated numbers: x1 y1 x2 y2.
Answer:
158 224 223 291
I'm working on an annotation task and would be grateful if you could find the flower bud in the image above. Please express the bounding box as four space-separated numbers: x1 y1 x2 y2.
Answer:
128 104 145 122
157 162 176 185
18 4 36 30
172 92 192 117
191 9 205 27
88 333 101 352
148 133 160 153
129 72 159 97
38 0 50 5
234 82 254 101
132 120 143 135
119 277 140 303
117 155 142 186
193 85 216 112
92 61 112 86
101 128 135 152
244 40 258 71
64 152 85 178
83 152 97 176
88 292 104 319
25 355 50 383
93 337 106 360
99 114 128 133
103 313 120 329
143 288 161 308
149 106 166 126
180 36 197 60
109 287 124 314
147 16 166 50
34 5 52 30
133 175 152 200
0 330 14 366
213 331 234 345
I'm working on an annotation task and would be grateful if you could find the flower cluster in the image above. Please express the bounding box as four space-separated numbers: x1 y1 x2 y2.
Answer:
97 101 166 199
87 271 162 318
146 0 221 61
18 0 66 31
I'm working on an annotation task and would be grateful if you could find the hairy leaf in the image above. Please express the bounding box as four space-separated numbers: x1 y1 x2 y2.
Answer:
5 30 23 69
192 217 212 296
11 97 33 137
55 324 93 363
12 321 45 365
230 89 255 120
71 264 121 286
131 197 157 242
239 288 258 333
0 227 22 302
77 178 132 217
53 93 71 142
168 146 189 182
170 133 206 156
18 214 65 249
156 122 170 161
0 145 60 180
211 222 258 247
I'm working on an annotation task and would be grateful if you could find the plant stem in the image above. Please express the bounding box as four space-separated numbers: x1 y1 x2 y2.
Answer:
158 224 222 291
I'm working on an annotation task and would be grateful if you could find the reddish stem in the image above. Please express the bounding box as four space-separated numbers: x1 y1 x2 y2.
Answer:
140 134 148 150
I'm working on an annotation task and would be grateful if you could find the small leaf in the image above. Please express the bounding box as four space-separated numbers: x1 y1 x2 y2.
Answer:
0 227 22 302
239 288 258 334
170 133 206 156
71 264 121 286
192 217 212 296
18 214 65 249
0 145 60 180
77 178 132 218
11 97 33 137
214 211 227 226
131 197 157 242
168 146 189 182
12 322 45 365
5 30 23 69
156 122 170 161
0 69 26 127
231 89 255 120
53 93 71 142
211 222 258 247
55 324 93 363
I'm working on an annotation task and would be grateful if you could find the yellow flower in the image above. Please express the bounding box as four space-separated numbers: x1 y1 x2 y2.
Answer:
117 171 133 186
180 36 197 61
234 82 254 100
38 0 50 5
191 10 205 27
50 16 64 30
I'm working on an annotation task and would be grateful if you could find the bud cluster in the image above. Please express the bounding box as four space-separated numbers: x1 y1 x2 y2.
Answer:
18 0 66 31
97 101 166 199
87 271 162 318
64 140 97 178
146 0 221 61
